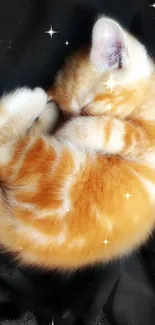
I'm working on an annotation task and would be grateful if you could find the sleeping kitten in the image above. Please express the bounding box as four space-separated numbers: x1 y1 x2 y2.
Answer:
0 16 155 271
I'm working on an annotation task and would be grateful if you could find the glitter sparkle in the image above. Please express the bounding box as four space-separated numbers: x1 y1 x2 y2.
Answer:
52 320 54 325
124 192 132 200
45 26 57 39
150 3 155 8
103 239 110 245
102 74 119 92
107 103 112 111
65 40 69 46
103 29 111 40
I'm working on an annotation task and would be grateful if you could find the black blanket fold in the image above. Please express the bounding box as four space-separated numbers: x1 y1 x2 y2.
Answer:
0 252 155 325
0 312 110 325
0 313 38 325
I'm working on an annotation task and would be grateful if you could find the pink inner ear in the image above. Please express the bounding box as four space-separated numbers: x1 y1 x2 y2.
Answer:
106 40 124 69
90 17 127 71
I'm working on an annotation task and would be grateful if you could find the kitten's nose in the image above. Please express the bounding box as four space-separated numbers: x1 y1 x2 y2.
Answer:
81 105 90 116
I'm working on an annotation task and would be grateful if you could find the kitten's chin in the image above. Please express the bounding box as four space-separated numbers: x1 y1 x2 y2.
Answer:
62 110 80 118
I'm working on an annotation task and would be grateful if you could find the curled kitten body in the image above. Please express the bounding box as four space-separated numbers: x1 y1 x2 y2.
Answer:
0 17 155 270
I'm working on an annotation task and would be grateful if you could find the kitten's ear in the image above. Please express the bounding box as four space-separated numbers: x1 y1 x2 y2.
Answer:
90 17 128 71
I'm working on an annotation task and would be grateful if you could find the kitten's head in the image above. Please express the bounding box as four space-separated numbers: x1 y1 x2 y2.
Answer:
51 16 154 118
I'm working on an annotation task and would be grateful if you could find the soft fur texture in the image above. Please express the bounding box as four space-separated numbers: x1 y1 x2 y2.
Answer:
0 16 155 271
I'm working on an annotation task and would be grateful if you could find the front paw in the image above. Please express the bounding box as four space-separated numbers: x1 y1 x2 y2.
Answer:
2 87 48 118
32 88 48 115
37 101 60 133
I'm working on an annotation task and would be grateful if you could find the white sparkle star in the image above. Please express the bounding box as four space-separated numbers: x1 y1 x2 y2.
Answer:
107 103 112 111
102 74 120 92
103 29 111 40
51 320 54 325
124 192 132 200
65 40 69 46
45 26 57 39
103 239 110 245
19 247 23 250
150 3 155 8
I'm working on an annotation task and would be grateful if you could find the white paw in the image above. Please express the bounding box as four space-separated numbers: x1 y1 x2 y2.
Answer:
2 87 47 118
38 101 60 132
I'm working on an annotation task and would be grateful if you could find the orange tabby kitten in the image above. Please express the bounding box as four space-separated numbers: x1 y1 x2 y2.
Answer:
0 16 155 271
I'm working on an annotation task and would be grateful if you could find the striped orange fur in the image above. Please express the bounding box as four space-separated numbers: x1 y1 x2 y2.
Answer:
0 17 155 271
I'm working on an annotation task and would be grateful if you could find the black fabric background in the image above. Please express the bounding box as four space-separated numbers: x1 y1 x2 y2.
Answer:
0 0 155 324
